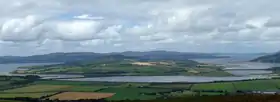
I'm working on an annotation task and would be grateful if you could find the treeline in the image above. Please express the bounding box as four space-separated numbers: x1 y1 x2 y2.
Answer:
3 94 280 102
115 94 280 102
0 94 280 102
0 75 41 91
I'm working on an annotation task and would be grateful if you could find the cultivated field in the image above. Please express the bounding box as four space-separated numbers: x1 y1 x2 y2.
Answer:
48 92 115 100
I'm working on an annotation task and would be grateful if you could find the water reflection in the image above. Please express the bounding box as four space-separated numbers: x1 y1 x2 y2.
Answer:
227 70 273 76
193 57 280 76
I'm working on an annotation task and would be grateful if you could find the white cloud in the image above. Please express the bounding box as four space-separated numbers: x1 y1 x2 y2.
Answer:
80 39 104 46
1 0 280 55
49 20 103 41
0 15 44 41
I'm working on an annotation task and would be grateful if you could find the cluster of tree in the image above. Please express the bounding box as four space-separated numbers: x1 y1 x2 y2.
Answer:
10 75 40 85
193 90 227 93
114 94 280 102
0 75 41 91
0 97 106 102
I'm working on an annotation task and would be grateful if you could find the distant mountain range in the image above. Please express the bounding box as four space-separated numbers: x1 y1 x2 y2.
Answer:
251 52 280 63
0 51 229 64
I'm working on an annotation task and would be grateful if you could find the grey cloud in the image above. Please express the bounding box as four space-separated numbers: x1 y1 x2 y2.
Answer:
265 19 280 27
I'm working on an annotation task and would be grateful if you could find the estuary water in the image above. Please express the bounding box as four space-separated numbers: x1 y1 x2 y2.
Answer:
59 75 271 83
1 54 280 83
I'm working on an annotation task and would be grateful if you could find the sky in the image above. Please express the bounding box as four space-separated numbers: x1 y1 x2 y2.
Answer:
1 0 280 56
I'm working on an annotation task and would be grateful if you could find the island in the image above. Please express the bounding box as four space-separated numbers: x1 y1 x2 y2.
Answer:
12 54 232 77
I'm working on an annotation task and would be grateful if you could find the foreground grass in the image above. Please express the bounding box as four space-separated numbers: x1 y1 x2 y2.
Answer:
0 100 24 102
3 77 280 101
191 79 280 92
4 95 280 102
117 95 280 102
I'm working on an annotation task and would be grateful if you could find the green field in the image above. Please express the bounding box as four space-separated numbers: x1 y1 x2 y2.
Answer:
190 79 280 93
233 80 280 91
168 91 195 97
97 87 167 100
191 82 235 92
34 80 124 86
68 86 105 92
149 83 192 89
0 92 55 98
3 85 71 93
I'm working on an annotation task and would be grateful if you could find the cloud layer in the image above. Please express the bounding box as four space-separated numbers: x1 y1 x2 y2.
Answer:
0 0 280 55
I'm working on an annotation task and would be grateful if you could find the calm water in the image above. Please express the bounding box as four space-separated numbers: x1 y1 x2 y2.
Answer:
193 54 280 76
60 75 271 83
226 70 273 76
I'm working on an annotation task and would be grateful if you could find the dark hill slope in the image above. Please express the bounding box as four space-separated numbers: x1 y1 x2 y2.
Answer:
251 52 280 63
